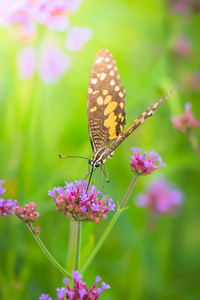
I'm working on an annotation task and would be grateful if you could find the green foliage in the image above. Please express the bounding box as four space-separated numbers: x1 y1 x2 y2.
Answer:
0 0 200 299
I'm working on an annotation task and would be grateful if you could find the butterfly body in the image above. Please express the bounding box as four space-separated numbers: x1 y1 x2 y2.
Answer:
87 49 173 170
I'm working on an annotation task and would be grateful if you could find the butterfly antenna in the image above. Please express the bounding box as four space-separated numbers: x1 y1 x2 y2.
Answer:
59 153 89 160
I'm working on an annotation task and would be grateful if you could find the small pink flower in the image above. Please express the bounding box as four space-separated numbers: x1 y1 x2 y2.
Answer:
136 178 184 216
48 180 115 224
171 102 199 132
65 26 92 51
38 43 71 83
13 202 40 223
130 148 166 176
17 45 37 79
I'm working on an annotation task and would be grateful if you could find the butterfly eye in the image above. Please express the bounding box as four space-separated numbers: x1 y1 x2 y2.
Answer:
94 162 100 168
88 159 92 165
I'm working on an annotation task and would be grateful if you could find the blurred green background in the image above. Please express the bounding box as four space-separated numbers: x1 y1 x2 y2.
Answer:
0 0 200 299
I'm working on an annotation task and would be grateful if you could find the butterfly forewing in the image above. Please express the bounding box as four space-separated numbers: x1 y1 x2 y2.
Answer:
109 89 174 153
87 49 126 152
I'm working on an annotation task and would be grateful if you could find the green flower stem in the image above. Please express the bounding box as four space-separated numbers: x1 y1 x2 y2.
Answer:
74 221 82 271
27 223 73 280
66 221 76 271
186 130 200 160
80 174 139 274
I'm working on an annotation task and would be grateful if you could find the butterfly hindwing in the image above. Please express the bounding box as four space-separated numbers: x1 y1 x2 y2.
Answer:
87 49 126 153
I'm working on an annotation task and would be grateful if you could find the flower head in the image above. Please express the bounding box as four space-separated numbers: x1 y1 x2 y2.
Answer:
130 148 166 176
13 202 40 223
0 180 17 218
135 178 184 216
171 102 200 133
40 270 110 300
48 180 115 224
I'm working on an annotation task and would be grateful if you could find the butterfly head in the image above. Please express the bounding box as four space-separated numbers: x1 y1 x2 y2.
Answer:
88 147 114 169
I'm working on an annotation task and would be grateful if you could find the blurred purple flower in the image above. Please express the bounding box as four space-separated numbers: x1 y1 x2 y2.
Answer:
171 102 199 132
130 147 166 176
65 26 92 51
0 0 83 31
38 43 71 82
0 180 17 218
135 178 184 216
0 0 30 27
17 45 37 78
172 37 191 57
40 270 110 300
170 0 200 14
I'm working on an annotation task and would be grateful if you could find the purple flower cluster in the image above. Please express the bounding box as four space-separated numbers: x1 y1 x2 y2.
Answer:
171 102 200 132
17 26 92 82
135 178 184 216
39 270 110 300
0 0 82 31
0 180 17 218
13 202 40 223
48 180 116 224
130 148 166 176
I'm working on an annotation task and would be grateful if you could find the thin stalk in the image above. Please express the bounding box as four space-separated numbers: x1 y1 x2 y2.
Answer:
27 223 73 280
74 221 82 271
80 174 139 274
186 130 200 160
66 221 76 271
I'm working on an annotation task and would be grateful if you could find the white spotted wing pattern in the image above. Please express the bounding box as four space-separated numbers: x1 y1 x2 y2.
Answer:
87 49 173 168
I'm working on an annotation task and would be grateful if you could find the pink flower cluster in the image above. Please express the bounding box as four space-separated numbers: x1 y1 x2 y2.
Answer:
171 102 199 132
0 0 82 31
48 180 116 224
39 270 110 300
135 178 184 216
130 148 166 176
13 202 40 223
0 180 17 218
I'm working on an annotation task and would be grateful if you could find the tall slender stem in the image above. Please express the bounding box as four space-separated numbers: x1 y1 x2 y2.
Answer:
66 221 76 271
80 174 139 274
74 221 82 271
120 175 138 209
27 223 73 280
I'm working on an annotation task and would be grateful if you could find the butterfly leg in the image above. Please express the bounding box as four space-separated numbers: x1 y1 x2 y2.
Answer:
82 170 93 180
102 163 109 183
99 163 109 193
91 168 98 186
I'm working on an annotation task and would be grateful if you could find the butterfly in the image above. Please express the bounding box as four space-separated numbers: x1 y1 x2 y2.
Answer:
87 49 173 176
